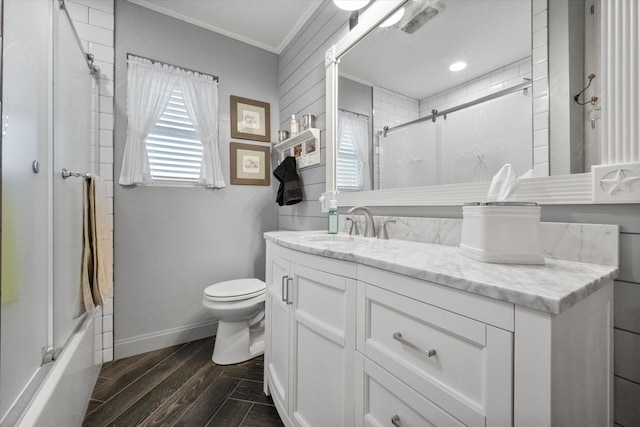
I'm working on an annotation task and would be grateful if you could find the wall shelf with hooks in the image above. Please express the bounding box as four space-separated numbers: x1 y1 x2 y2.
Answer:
273 128 320 169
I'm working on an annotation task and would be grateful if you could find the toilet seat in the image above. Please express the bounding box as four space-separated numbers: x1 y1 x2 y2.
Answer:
204 278 266 302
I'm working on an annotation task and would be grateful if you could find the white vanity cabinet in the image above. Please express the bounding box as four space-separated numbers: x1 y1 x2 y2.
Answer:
265 241 357 427
265 234 614 427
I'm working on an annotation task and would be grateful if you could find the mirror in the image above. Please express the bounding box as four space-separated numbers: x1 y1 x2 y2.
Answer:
331 0 600 195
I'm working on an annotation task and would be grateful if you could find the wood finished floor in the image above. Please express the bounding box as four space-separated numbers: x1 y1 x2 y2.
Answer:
83 337 284 427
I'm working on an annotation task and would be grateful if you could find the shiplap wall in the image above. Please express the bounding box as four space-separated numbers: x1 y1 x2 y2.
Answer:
277 2 640 424
278 1 351 230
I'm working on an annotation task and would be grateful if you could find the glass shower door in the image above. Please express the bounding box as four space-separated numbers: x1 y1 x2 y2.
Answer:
52 0 98 349
1 1 98 422
1 0 53 420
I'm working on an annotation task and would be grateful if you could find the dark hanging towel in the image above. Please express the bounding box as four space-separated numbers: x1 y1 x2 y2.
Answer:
273 156 303 206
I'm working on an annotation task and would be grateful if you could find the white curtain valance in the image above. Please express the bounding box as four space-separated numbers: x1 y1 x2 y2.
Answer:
126 55 218 84
119 56 176 185
119 55 224 187
180 77 225 188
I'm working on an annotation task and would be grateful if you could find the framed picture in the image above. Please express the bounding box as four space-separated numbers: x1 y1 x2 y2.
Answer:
230 142 271 186
230 95 271 142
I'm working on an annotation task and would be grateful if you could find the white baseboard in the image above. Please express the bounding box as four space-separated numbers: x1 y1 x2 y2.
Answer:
114 320 218 359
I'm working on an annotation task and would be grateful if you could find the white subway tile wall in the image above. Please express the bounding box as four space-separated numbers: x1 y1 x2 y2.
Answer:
531 0 549 176
417 53 548 177
67 0 115 363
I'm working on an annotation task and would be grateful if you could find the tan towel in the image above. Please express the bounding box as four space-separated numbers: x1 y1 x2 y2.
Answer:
79 174 113 314
89 174 113 305
80 179 95 314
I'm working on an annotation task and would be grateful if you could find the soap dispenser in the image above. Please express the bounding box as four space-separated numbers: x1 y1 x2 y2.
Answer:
328 200 338 234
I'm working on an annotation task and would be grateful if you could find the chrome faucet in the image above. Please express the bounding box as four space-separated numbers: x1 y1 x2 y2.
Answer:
378 219 396 240
347 206 376 237
345 217 360 236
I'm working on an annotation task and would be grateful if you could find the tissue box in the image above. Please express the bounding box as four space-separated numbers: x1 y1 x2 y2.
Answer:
460 202 544 264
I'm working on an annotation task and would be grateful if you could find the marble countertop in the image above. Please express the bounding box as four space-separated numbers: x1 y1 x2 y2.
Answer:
264 230 619 315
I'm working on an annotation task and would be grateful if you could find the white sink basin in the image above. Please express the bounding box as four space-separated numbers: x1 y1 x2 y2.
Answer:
301 234 361 243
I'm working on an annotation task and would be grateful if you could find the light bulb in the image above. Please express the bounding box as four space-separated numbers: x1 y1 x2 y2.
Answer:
379 7 405 28
449 61 467 72
333 0 370 11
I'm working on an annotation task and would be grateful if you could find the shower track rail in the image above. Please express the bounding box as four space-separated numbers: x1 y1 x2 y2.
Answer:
58 0 99 75
381 80 533 137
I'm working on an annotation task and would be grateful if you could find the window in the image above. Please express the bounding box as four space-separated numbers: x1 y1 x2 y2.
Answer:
336 123 362 190
120 55 224 188
145 88 203 183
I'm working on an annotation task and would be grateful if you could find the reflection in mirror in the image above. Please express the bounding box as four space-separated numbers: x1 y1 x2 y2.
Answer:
334 0 599 193
336 78 373 191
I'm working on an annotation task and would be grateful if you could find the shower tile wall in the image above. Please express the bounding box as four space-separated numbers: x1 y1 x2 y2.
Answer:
417 57 539 177
418 58 531 114
67 0 115 364
531 0 549 177
416 0 549 178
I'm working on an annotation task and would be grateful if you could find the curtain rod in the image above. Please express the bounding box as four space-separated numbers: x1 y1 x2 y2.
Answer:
58 0 99 75
127 53 219 82
381 80 532 137
338 108 369 120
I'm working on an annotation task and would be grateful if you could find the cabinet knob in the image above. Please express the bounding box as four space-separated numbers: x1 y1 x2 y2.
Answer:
391 414 401 427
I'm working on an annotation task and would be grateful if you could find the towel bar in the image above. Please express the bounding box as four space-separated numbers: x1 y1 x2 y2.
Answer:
61 168 90 179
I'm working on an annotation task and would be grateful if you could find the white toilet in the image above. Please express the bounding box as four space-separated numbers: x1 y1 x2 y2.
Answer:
202 278 266 365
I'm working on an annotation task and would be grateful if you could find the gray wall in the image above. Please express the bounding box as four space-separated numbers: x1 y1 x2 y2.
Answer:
549 0 585 175
278 3 640 425
114 0 279 358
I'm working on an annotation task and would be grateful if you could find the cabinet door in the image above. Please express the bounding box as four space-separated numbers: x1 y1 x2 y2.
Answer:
290 264 355 427
265 249 292 418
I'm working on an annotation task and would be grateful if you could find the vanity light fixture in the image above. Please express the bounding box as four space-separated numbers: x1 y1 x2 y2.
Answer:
379 7 405 28
449 61 467 72
333 0 370 11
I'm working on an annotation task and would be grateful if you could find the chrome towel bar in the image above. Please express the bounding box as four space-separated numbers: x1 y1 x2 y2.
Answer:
61 168 90 179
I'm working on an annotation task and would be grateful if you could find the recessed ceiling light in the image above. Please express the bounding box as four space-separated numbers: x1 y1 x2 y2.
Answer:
379 7 405 28
333 0 371 11
449 61 467 72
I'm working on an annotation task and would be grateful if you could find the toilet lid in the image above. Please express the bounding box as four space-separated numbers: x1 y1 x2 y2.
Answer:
204 278 265 302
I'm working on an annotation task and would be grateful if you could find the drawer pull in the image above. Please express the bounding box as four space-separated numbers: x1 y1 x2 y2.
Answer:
391 415 401 427
281 276 288 302
393 332 436 358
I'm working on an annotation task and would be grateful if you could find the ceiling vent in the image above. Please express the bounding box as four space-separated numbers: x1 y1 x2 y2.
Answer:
400 0 444 33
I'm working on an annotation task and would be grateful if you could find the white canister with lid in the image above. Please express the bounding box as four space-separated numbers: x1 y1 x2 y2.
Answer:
459 201 544 264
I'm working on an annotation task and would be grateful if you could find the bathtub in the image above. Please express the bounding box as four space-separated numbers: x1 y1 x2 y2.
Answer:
13 312 101 427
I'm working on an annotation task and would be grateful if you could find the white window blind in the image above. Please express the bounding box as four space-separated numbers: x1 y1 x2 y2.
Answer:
336 123 362 190
145 87 203 182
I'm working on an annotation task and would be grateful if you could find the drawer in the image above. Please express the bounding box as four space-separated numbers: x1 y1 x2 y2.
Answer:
357 265 514 331
359 355 465 427
358 282 512 426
